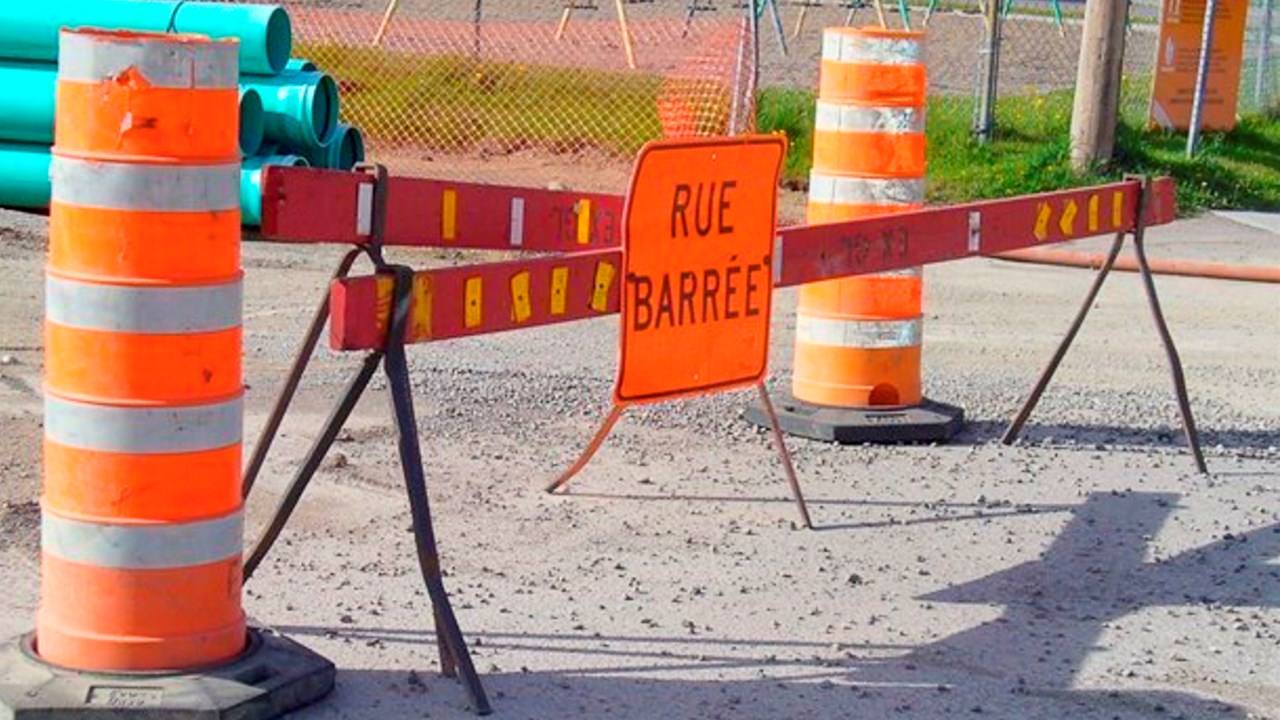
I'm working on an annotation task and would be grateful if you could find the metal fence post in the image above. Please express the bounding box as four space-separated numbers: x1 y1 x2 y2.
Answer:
729 10 747 135
1256 0 1275 108
750 0 761 108
974 0 1003 144
1187 0 1220 157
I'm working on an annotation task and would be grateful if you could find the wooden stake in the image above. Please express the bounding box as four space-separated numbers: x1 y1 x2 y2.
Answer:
1069 0 1129 169
615 0 637 69
923 0 940 27
556 1 574 41
872 0 889 29
792 3 809 40
372 0 402 46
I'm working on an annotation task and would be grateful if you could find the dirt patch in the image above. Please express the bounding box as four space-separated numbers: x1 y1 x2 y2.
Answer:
0 501 39 556
0 211 47 256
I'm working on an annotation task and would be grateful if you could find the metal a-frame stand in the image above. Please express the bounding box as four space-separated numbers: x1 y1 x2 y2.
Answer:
1001 176 1208 474
240 166 492 715
543 382 814 530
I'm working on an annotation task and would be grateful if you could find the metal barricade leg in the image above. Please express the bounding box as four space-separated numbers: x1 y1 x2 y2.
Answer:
1001 178 1207 473
1000 230 1126 445
243 166 492 714
383 264 491 715
1131 215 1208 473
757 383 813 529
546 405 624 493
243 350 382 580
244 248 364 499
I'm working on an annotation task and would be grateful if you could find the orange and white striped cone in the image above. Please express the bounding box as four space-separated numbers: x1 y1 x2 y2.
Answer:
0 28 332 718
751 27 962 444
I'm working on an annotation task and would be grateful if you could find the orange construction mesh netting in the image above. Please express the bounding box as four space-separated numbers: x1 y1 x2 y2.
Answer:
230 1 758 190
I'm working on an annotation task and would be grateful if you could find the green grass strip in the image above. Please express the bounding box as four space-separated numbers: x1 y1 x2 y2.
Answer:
759 86 1280 214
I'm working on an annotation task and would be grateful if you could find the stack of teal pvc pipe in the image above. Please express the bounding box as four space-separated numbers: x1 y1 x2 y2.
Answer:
0 1 365 227
239 62 366 224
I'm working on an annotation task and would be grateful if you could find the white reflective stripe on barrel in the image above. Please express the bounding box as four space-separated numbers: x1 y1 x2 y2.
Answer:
42 511 243 569
796 315 921 349
821 31 923 65
869 267 922 279
44 395 243 454
51 156 240 212
59 30 238 89
809 172 925 206
814 101 924 133
45 275 242 334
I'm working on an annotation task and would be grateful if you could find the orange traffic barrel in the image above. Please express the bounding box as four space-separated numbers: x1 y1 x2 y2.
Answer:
750 26 962 444
795 27 927 409
39 28 246 672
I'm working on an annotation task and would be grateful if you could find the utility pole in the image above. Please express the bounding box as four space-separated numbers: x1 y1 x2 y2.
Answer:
1069 0 1131 171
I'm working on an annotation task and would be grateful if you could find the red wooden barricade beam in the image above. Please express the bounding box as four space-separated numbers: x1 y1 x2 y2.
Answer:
776 178 1174 287
261 167 623 251
317 177 1175 351
330 248 623 352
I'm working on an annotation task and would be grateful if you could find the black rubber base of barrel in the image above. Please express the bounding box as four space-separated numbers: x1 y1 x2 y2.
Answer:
0 628 334 719
746 392 965 444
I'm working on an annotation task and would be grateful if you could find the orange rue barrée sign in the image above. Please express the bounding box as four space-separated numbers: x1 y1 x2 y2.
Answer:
615 135 786 404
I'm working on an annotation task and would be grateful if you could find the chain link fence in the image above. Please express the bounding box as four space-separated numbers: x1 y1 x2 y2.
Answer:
231 0 1277 190
985 0 1279 130
759 0 1280 137
1240 0 1280 114
242 0 756 190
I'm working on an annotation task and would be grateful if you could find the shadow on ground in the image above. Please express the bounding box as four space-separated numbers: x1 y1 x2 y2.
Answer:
295 667 1248 720
276 491 1279 719
957 420 1280 453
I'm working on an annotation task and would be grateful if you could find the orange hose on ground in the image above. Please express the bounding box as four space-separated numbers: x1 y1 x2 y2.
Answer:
995 248 1280 284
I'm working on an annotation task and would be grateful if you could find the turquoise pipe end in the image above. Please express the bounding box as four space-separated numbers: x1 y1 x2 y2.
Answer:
239 88 266 158
244 70 340 150
308 73 340 148
260 6 293 75
286 58 318 73
174 3 293 76
305 123 366 170
241 154 308 227
333 124 365 171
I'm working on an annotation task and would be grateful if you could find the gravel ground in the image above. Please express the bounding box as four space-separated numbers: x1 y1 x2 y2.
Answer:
0 205 1276 719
